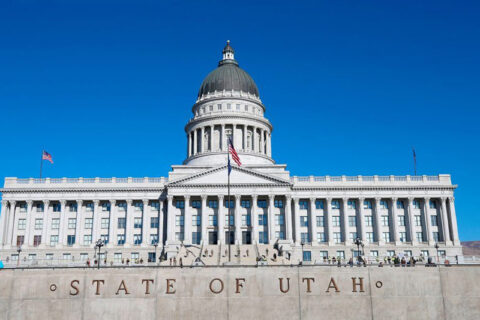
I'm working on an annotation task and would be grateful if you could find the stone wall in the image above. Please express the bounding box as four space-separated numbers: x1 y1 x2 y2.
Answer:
0 265 478 320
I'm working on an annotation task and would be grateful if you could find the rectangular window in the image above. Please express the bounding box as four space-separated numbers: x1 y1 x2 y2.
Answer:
209 215 217 226
398 215 405 226
86 202 94 212
175 215 184 226
302 251 312 262
431 215 438 227
80 253 89 261
67 235 75 246
83 235 92 245
276 231 285 240
150 234 159 245
35 218 43 230
365 216 373 226
150 217 159 228
225 215 234 226
28 254 36 261
175 200 185 209
19 203 27 212
333 232 342 243
331 200 340 209
258 214 268 226
421 250 429 257
50 235 59 246
380 200 389 209
347 200 357 209
18 219 26 230
415 216 422 226
433 232 440 242
33 235 41 246
332 216 340 227
242 214 251 226
363 200 372 209
81 218 93 230
381 216 389 226
400 232 407 242
258 231 268 244
366 232 374 243
348 216 357 227
101 234 109 244
118 202 127 212
224 200 234 208
101 202 110 212
413 200 421 209
68 218 76 229
51 218 60 230
317 232 326 243
349 232 357 241
275 214 284 226
315 200 324 209
118 217 126 229
241 200 251 208
404 250 412 257
53 203 61 212
300 216 308 227
429 200 437 209
274 199 284 208
208 200 218 208
192 215 201 226
299 200 308 209
134 202 143 211
416 232 424 242
257 200 267 208
134 217 142 228
16 235 24 246
397 200 405 209
36 203 44 212
151 202 160 211
117 234 125 245
134 234 142 245
316 216 324 227
175 232 184 241
387 250 395 257
382 232 391 242
63 253 71 261
101 218 110 229
336 251 345 259
301 232 310 243
131 252 140 261
370 250 378 257
192 232 201 245
114 253 122 263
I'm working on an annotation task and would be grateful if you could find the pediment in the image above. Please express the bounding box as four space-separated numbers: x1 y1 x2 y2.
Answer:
167 165 291 187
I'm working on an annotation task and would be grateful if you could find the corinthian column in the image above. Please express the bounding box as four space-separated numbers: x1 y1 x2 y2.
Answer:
142 200 150 247
423 197 433 245
310 198 317 245
184 196 191 245
201 195 208 244
325 198 334 245
25 201 34 248
440 197 451 245
218 195 225 244
6 201 16 247
293 197 300 245
448 197 460 246
235 195 242 244
251 195 258 244
374 198 383 244
0 200 7 246
284 196 292 242
391 198 400 244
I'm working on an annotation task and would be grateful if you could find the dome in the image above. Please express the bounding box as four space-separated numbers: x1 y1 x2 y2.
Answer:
197 42 260 98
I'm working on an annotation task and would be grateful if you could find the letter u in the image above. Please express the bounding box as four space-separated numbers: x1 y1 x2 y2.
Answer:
279 278 290 293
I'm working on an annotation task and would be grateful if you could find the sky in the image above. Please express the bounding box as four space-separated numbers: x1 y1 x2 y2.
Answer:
0 0 479 240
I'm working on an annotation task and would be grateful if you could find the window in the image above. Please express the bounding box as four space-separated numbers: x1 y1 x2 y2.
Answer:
151 217 159 228
101 234 109 244
276 231 285 240
19 203 27 212
241 200 251 208
349 232 357 241
316 216 324 227
332 216 340 227
36 203 44 212
387 250 395 257
336 251 345 259
192 232 201 244
347 200 357 209
208 200 218 208
117 234 125 245
63 253 71 261
224 200 234 208
315 200 324 209
83 235 92 245
225 215 234 226
245 105 249 111
131 252 140 261
68 218 76 229
175 200 185 209
114 253 122 263
382 232 391 242
275 214 284 226
397 200 404 209
217 103 222 110
257 200 267 208
67 235 75 246
366 232 374 243
381 216 389 226
300 216 308 227
227 103 231 110
400 232 407 242
365 216 373 226
86 202 94 212
302 251 312 262
175 215 184 226
53 203 61 212
151 202 160 211
192 215 201 226
134 234 142 245
274 199 283 208
259 231 268 244
433 232 440 242
317 232 326 243
85 218 93 229
331 200 340 209
363 200 372 209
33 235 41 246
209 215 217 226
16 235 24 246
301 232 310 243
430 215 438 227
429 200 437 209
28 254 37 261
398 215 405 226
51 218 60 230
380 200 389 209
50 235 59 246
118 202 127 212
438 250 446 257
415 216 422 226
101 202 110 212
416 232 424 242
134 217 142 228
101 218 110 229
348 216 357 227
150 234 159 245
258 214 267 226
370 250 378 257
299 200 308 210
35 218 43 230
118 217 126 229
333 232 342 243
175 232 184 241
413 200 421 209
404 250 412 257
421 250 429 257
134 202 143 211
242 214 251 226
209 105 213 111
18 219 26 230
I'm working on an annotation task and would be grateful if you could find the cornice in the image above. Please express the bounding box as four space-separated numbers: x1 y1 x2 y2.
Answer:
0 187 166 194
185 114 273 132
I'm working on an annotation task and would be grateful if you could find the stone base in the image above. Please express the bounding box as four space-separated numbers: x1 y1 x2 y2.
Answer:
165 241 181 259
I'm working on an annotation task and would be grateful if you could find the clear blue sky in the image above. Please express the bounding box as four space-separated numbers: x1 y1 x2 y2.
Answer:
0 1 479 240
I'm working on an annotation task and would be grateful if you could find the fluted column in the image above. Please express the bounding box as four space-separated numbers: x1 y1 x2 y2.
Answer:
391 197 400 244
267 133 272 157
125 200 134 245
221 124 226 151
293 197 300 244
201 195 208 244
158 200 164 246
358 198 366 241
235 195 242 244
187 133 191 158
267 195 275 243
325 198 334 245
0 200 7 246
309 198 317 245
440 197 451 245
41 200 49 248
242 125 247 151
284 196 292 242
6 201 16 246
166 196 175 243
91 200 101 244
423 197 433 244
407 197 417 244
232 124 236 149
184 196 192 245
142 200 149 246
260 129 265 154
58 200 67 246
342 197 350 245
24 201 34 247
218 195 225 244
448 197 460 245
75 200 83 248
193 129 198 154
251 195 258 244
374 198 383 244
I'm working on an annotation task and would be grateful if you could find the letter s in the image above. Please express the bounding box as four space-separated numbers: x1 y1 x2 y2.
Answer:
70 280 80 296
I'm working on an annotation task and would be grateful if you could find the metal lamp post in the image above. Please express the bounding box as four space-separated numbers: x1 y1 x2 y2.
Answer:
95 239 104 270
434 243 439 263
17 245 22 267
300 241 305 264
153 241 158 265
354 238 363 263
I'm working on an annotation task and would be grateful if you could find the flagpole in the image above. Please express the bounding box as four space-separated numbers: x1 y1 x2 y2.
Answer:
412 147 417 176
227 151 231 263
39 149 44 179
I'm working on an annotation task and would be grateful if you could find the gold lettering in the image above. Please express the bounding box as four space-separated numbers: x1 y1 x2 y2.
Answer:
326 278 340 293
92 280 104 296
166 279 176 294
142 279 154 295
116 280 130 295
352 277 365 293
302 277 315 293
209 278 224 294
235 278 245 294
70 280 80 296
279 278 290 293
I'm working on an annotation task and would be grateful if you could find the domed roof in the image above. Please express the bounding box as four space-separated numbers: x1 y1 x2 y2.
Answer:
198 42 259 98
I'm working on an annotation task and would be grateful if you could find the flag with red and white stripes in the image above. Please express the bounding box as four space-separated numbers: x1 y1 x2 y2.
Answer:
228 138 241 166
42 150 53 164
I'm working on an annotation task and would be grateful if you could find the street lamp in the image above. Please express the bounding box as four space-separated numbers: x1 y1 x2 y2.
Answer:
17 245 22 267
300 241 305 265
354 238 363 263
95 239 104 270
434 243 439 263
153 240 159 264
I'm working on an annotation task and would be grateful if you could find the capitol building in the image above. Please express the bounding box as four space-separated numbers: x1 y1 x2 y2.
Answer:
0 42 463 266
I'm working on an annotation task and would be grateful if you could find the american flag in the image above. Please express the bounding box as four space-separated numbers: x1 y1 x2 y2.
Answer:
42 150 53 164
228 138 241 166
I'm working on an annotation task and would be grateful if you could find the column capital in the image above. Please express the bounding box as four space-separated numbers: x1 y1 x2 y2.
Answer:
309 197 316 202
10 200 16 206
60 199 67 205
200 194 208 201
325 197 332 204
285 195 292 201
440 197 447 203
76 199 83 205
26 200 34 206
374 197 381 203
218 194 224 200
292 197 299 203
93 199 100 205
448 196 455 203
184 195 190 201
342 197 349 202
110 199 116 205
126 199 134 205
358 197 365 202
424 196 431 201
1 200 8 206
407 196 414 202
391 197 398 202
